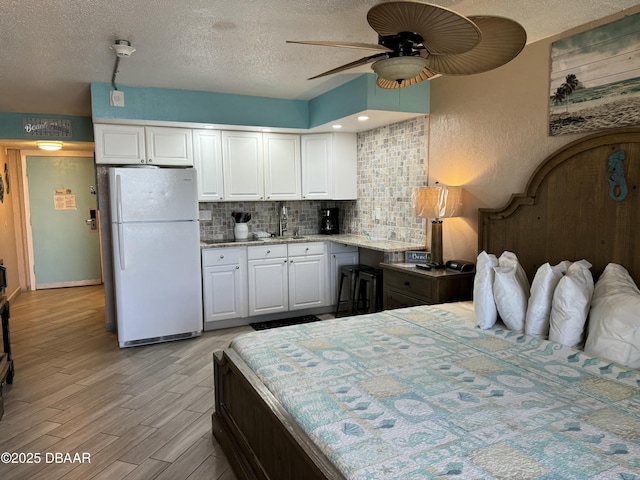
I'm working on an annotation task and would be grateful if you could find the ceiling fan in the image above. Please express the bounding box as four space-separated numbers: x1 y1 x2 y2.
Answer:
287 1 527 89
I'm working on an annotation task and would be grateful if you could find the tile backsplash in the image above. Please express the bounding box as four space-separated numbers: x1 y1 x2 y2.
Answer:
199 115 429 245
342 116 428 245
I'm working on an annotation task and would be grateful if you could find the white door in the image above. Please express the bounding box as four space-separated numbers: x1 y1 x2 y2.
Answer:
263 133 301 201
26 155 102 289
289 255 326 310
248 258 288 315
203 264 244 323
145 127 193 166
301 133 332 200
222 131 264 201
193 129 224 201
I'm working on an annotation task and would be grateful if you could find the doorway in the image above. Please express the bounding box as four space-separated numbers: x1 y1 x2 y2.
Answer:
24 154 102 289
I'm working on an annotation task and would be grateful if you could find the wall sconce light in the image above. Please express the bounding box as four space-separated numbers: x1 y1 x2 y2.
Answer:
37 141 63 151
414 183 462 267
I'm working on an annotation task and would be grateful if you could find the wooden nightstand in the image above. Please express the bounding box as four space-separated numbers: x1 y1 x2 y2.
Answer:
381 263 474 309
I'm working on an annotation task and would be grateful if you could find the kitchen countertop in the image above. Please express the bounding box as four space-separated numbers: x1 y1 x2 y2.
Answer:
200 234 424 253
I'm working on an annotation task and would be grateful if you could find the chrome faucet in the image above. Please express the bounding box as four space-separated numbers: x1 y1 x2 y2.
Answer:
278 205 288 237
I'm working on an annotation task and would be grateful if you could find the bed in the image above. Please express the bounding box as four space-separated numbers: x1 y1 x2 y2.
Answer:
212 128 640 479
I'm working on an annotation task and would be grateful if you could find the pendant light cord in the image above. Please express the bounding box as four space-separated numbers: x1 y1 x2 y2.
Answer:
111 56 121 91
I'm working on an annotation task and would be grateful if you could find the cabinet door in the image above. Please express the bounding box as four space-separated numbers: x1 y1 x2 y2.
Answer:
202 264 246 323
145 127 193 166
193 129 224 201
263 133 301 201
222 131 264 201
330 251 359 306
248 258 288 315
289 254 326 310
332 133 357 200
301 133 332 200
94 124 146 165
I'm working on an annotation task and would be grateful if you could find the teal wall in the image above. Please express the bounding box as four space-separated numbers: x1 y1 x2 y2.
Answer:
0 113 93 141
91 83 309 128
0 76 430 139
91 74 429 129
308 75 430 128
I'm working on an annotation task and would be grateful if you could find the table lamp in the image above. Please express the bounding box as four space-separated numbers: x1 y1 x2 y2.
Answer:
414 183 462 267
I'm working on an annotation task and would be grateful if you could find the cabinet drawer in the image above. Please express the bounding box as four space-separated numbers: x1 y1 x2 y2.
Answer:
248 244 288 260
383 269 434 302
288 242 324 257
202 247 244 266
329 242 358 254
383 288 427 310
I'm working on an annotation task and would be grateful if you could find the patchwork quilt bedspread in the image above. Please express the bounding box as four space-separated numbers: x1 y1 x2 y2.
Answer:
229 305 640 479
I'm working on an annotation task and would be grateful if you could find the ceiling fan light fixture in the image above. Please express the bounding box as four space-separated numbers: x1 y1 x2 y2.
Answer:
37 141 63 151
372 56 429 83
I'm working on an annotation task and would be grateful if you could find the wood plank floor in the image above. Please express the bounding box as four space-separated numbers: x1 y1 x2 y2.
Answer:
0 285 252 480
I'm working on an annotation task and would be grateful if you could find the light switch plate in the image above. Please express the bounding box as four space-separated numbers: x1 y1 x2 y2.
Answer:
110 90 125 107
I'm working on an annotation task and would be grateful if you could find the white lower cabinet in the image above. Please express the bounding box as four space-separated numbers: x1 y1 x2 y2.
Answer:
248 244 289 316
247 242 328 316
329 243 359 306
288 243 327 311
202 247 247 326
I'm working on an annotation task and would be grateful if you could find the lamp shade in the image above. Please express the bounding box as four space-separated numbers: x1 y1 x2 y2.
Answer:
372 56 429 83
414 184 462 219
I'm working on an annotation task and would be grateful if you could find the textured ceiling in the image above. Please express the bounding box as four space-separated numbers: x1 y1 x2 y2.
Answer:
1 0 639 118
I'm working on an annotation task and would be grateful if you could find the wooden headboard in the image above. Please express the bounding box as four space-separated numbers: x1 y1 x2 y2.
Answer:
479 127 640 284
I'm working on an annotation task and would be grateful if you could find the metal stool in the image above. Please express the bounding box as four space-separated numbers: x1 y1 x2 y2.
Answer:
335 264 375 318
355 269 383 314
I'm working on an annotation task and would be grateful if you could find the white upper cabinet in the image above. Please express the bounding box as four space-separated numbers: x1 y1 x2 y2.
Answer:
263 133 301 201
193 129 224 201
144 127 193 166
94 124 146 165
94 124 193 166
301 132 357 200
222 131 264 201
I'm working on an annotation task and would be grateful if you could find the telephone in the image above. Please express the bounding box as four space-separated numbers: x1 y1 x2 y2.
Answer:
445 260 475 272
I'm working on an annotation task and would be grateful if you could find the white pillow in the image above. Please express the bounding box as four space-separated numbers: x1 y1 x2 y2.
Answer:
525 261 571 338
474 251 499 329
493 251 529 332
585 263 640 369
549 260 593 347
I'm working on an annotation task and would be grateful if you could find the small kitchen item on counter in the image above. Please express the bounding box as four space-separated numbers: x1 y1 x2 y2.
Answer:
319 207 339 234
231 211 252 240
363 228 387 241
253 231 271 239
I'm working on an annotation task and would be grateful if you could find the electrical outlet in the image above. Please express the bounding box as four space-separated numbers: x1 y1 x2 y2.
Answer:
375 207 382 220
110 90 125 107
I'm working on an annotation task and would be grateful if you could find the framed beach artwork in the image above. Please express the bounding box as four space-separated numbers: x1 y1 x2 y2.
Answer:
549 12 640 136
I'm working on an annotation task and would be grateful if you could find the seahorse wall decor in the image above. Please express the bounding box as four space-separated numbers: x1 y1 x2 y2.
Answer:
607 149 628 202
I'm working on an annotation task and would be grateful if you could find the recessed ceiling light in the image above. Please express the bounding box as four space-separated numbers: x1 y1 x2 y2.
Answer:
37 141 63 151
332 124 342 129
261 128 272 132
203 125 215 129
357 116 369 121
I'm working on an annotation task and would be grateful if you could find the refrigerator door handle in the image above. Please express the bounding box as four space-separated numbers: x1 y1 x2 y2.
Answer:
115 174 123 224
117 224 126 270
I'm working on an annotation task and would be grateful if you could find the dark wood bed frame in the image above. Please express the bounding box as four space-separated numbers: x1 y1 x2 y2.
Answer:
212 127 640 480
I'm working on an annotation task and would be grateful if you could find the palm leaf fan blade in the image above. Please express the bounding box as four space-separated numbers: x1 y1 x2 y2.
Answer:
367 1 480 55
426 16 527 75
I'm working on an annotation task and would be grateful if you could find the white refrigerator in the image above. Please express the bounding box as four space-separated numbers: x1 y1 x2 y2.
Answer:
109 167 203 348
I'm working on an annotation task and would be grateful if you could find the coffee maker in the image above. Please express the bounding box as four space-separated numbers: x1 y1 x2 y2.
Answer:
319 208 339 235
